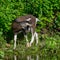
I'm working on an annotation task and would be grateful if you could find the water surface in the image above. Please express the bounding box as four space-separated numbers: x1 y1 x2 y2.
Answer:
4 53 59 60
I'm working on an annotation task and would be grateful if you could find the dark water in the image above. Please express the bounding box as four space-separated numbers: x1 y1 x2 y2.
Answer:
4 54 59 60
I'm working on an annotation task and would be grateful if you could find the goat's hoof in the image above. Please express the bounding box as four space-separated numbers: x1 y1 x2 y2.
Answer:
26 42 30 47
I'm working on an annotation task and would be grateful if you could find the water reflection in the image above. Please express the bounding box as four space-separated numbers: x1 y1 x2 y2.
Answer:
4 53 58 60
27 55 39 60
13 54 39 60
14 55 17 60
27 55 31 60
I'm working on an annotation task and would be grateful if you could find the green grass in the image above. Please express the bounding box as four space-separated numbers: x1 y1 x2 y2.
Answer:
0 32 60 59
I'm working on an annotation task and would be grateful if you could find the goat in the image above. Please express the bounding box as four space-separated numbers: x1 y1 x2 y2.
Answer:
12 15 39 49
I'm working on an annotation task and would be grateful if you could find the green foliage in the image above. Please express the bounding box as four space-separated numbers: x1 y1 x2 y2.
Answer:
46 36 57 49
0 34 6 48
54 12 60 29
0 0 25 33
0 50 4 59
0 0 60 32
0 0 60 36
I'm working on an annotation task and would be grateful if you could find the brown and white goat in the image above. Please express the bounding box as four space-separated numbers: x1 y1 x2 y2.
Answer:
12 15 39 49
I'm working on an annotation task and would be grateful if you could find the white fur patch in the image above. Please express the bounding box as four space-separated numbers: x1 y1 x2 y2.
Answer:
14 34 17 49
26 23 32 26
26 18 31 21
35 32 38 45
30 32 36 46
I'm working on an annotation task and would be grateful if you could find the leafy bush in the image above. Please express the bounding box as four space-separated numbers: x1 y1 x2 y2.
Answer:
0 50 4 59
54 12 60 29
0 0 60 41
0 32 6 48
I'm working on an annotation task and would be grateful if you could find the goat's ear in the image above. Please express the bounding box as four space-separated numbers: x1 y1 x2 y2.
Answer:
26 18 31 21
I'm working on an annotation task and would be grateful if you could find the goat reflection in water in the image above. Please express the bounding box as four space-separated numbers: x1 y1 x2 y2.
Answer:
12 15 40 49
14 55 39 60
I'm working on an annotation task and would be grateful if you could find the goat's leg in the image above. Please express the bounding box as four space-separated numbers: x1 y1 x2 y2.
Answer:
35 32 38 45
30 32 36 46
24 35 30 47
30 28 35 46
14 34 17 49
30 32 38 46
